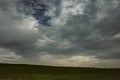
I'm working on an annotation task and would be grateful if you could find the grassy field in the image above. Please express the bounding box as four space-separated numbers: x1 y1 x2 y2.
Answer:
0 63 120 80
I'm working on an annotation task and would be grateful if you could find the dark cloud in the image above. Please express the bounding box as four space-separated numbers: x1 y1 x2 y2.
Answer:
0 0 120 67
55 0 120 59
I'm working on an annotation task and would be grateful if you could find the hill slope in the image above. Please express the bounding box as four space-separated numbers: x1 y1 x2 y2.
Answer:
0 63 120 80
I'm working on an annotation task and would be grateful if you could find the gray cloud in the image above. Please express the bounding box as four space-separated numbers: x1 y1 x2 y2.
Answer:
0 48 22 62
0 0 40 58
0 0 120 67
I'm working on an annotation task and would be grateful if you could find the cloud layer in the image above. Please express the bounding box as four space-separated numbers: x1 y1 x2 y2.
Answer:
0 0 120 67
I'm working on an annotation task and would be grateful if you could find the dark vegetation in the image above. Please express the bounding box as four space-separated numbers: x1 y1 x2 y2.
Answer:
0 63 120 80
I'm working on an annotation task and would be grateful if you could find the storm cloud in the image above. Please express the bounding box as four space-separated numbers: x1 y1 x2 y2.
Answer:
0 0 120 67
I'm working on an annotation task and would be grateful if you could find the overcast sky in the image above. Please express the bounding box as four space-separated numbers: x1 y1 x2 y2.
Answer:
0 0 120 68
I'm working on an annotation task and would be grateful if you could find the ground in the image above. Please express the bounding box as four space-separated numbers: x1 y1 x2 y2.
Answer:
0 63 120 80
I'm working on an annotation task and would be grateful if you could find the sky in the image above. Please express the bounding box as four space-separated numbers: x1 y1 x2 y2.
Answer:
0 0 120 68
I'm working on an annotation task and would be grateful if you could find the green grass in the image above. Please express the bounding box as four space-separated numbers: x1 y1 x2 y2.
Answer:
0 63 120 80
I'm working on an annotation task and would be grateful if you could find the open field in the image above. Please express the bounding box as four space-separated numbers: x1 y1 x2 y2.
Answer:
0 63 120 80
